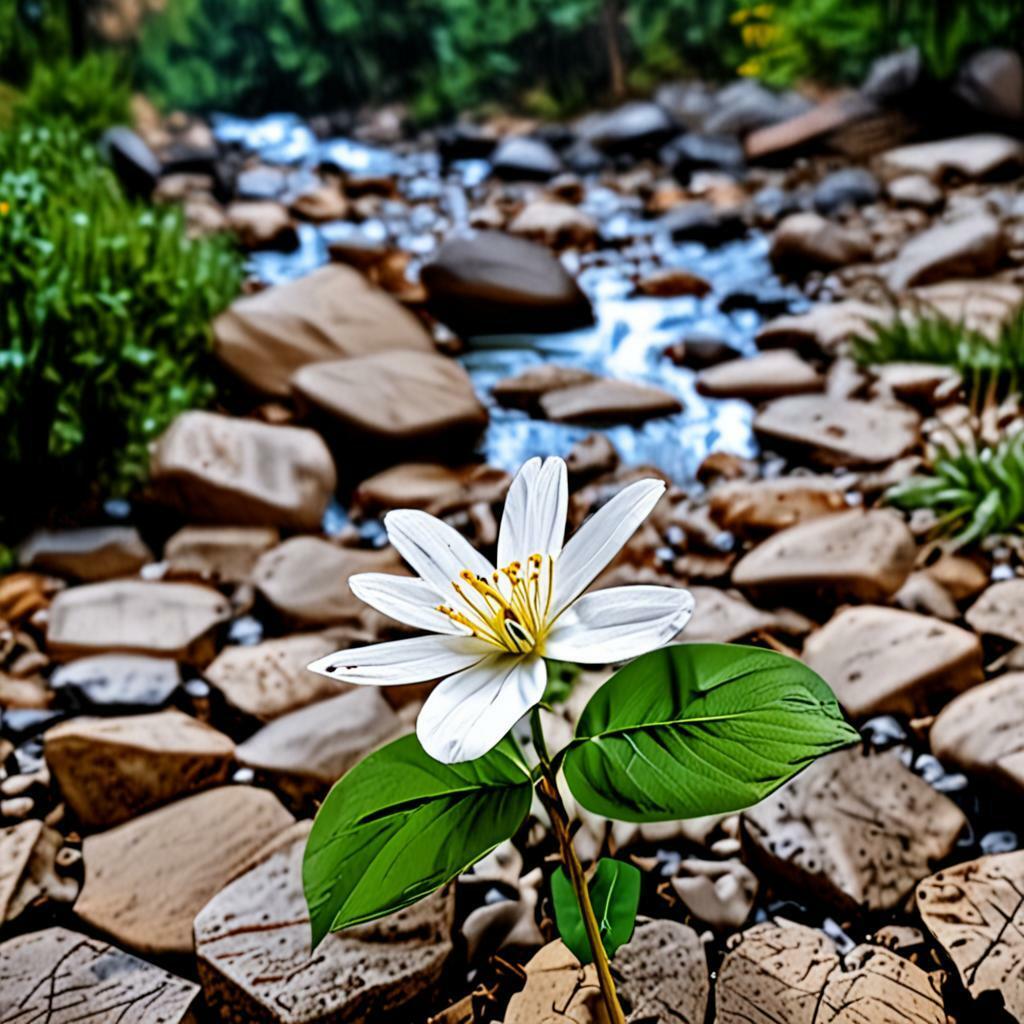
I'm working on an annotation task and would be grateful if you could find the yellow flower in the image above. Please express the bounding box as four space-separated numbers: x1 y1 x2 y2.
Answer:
730 7 752 24
0 201 9 216
754 3 775 16
738 59 763 77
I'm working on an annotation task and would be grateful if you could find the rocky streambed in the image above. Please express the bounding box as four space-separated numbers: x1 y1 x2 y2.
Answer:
5 67 1024 1022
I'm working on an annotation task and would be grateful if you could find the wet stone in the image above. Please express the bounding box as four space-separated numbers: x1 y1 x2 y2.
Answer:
886 173 943 210
354 462 510 517
492 364 600 412
663 333 742 369
226 200 299 251
878 133 1024 182
0 820 77 925
490 135 563 180
18 526 152 582
164 525 280 584
49 654 181 710
633 266 711 298
581 100 677 155
966 578 1024 644
538 378 682 425
696 349 823 401
769 212 871 275
508 198 597 249
812 167 880 215
708 476 847 538
887 212 1004 291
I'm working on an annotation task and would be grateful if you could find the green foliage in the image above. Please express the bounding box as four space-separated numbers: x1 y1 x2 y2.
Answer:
561 643 859 822
0 0 73 89
0 122 242 539
302 734 533 945
552 858 640 964
886 431 1024 547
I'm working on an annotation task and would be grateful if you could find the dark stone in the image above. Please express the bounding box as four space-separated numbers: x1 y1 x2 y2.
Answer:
654 80 717 131
1 709 67 744
421 230 594 337
437 124 496 163
665 132 745 180
661 201 747 247
582 101 677 155
719 289 796 318
955 48 1024 124
490 136 562 181
49 655 182 712
862 47 925 104
812 167 881 215
101 127 161 199
563 138 608 175
664 334 742 370
752 185 804 224
704 80 811 135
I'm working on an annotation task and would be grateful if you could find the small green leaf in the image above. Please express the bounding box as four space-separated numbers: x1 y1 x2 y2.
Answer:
303 733 533 946
551 858 640 964
563 643 859 822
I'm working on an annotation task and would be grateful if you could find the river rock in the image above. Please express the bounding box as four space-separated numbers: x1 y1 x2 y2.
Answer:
226 200 298 251
49 654 181 710
214 264 433 396
887 213 1004 290
757 300 887 355
45 709 235 828
194 824 454 1023
743 747 967 912
812 167 880 214
539 378 682 424
582 100 677 154
492 363 599 411
732 509 916 604
204 634 345 721
503 941 604 1023
75 785 294 956
662 200 747 245
696 350 823 401
508 198 597 248
47 580 231 665
754 395 920 466
715 919 945 1024
354 462 510 516
102 126 161 198
802 605 983 718
957 48 1024 123
149 411 337 530
289 181 349 222
918 851 1024 1020
0 820 77 924
164 525 279 584
878 133 1024 181
670 858 758 929
886 173 943 210
18 526 152 582
0 926 200 1023
966 578 1024 644
421 230 594 336
706 79 811 136
709 476 847 537
684 586 813 644
491 135 562 180
769 212 871 275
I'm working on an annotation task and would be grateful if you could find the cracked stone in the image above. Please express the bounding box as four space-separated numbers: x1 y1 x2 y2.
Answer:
708 476 848 538
0 820 77 925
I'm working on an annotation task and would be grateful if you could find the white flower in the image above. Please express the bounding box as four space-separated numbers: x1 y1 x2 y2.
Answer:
309 457 694 764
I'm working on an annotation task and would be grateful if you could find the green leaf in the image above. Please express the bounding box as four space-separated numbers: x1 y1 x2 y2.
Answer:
303 733 533 946
563 643 859 823
551 858 641 964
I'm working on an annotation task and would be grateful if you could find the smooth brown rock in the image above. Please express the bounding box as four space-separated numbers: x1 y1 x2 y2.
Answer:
75 786 294 956
492 363 600 412
696 350 823 401
289 182 349 222
539 378 682 424
194 824 454 1023
634 266 712 298
353 462 510 517
45 710 235 828
754 395 920 467
0 820 77 924
226 200 298 251
966 578 1024 644
803 605 983 718
887 213 1004 291
0 926 200 1023
917 851 1024 1022
709 476 847 537
47 580 231 665
886 173 943 210
670 859 758 929
878 133 1024 182
757 300 888 355
164 525 279 584
684 586 813 643
214 264 432 396
743 747 966 912
732 509 916 604
150 411 337 530
508 198 597 248
18 526 152 582
870 360 959 401
769 212 871 275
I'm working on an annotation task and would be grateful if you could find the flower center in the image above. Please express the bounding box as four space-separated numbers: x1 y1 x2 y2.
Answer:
437 553 554 654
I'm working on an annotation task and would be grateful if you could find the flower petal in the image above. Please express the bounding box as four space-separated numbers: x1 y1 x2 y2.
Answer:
551 478 666 615
417 654 547 763
307 634 490 686
349 573 471 635
384 509 494 602
545 585 695 663
497 456 568 567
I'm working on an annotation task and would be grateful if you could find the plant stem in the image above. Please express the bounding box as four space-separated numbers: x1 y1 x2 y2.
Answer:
530 709 626 1024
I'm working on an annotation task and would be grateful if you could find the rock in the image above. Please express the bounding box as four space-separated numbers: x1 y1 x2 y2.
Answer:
931 672 1024 795
862 46 924 102
204 634 345 721
226 200 298 251
504 941 604 1023
292 351 488 464
75 785 294 956
886 173 943 210
887 213 1004 290
289 181 349 222
663 333 742 369
743 747 967 912
754 395 920 467
696 350 823 401
582 100 677 155
18 526 152 582
47 580 231 665
665 133 746 178
966 578 1024 644
149 411 337 530
661 200 747 246
956 48 1024 123
354 462 510 517
803 606 983 718
715 919 945 1024
769 212 871 275
101 126 161 198
893 571 960 619
705 80 811 136
757 300 887 355
0 820 77 924
235 165 288 200
634 266 711 297
709 476 847 537
918 851 1024 1020
236 688 400 810
492 364 599 412
49 654 181 710
871 361 959 402
194 824 454 1023
732 508 916 604
253 537 403 628
670 858 758 929
508 198 597 248
0 926 200 1022
214 264 433 396
164 525 279 584
878 134 1024 182
744 92 878 163
683 586 813 643
926 553 990 602
566 433 619 482
812 167 880 214
421 230 594 337
539 378 682 424
462 867 543 960
45 710 235 828
490 136 562 180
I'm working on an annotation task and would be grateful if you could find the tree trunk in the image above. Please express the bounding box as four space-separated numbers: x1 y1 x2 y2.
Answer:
602 0 626 100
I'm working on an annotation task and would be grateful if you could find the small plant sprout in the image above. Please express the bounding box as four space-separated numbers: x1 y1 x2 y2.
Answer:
303 456 859 1022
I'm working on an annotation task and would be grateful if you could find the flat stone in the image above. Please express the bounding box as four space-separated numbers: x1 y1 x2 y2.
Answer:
670 858 758 929
732 509 916 604
49 654 181 710
878 133 1024 181
812 167 880 214
931 672 1024 795
504 941 603 1023
886 173 943 210
214 264 433 396
744 92 878 162
150 411 337 530
684 586 813 644
769 212 871 275
0 926 200 1023
662 201 747 246
743 747 966 912
581 100 676 154
204 634 346 721
194 824 454 1023
754 395 920 467
45 710 235 828
0 820 77 924
803 606 983 718
75 785 294 956
888 213 1004 291
164 525 279 584
508 198 597 248
664 334 742 369
871 361 959 401
492 364 600 412
47 581 231 665
634 266 712 298
696 350 823 401
354 462 510 517
917 851 1024 1021
490 136 562 180
966 578 1024 644
757 300 888 355
539 378 682 424
709 476 847 537
289 181 348 222
18 526 152 582
226 200 298 251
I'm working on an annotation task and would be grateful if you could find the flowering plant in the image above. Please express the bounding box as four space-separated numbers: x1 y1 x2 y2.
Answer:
303 457 857 1021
